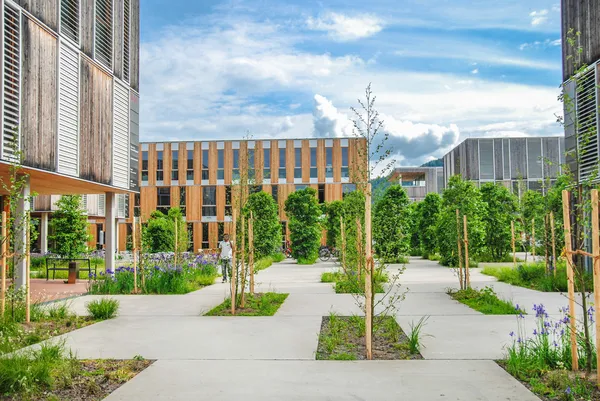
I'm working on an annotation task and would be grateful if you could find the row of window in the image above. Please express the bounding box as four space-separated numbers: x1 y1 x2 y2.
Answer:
141 146 350 182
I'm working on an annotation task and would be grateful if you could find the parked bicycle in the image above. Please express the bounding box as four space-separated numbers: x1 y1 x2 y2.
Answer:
281 241 292 258
318 246 337 262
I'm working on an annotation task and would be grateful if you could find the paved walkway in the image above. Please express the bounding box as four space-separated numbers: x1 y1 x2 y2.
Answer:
40 258 544 400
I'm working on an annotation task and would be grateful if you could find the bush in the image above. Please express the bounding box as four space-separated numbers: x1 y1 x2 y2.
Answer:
448 286 520 315
86 298 119 320
48 195 91 258
254 253 285 272
284 188 322 263
373 185 411 262
245 192 282 259
323 270 388 294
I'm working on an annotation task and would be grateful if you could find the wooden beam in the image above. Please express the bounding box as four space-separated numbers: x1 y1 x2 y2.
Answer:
463 214 470 289
550 212 557 278
231 210 237 315
511 220 516 268
591 189 600 384
456 209 463 290
365 183 373 360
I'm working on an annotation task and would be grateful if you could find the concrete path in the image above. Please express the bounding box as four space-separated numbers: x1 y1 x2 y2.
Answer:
41 257 541 400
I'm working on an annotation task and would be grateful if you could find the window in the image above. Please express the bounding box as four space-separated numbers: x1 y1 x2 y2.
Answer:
326 147 333 178
187 150 194 180
218 222 225 243
479 140 494 180
294 148 302 179
141 151 148 181
272 185 278 204
264 147 271 179
233 149 240 181
279 148 286 179
342 184 356 198
179 186 186 216
157 187 170 214
310 148 317 179
94 0 113 69
296 184 308 191
124 194 130 218
187 223 193 251
318 184 325 204
172 150 179 181
248 149 255 180
202 223 209 249
202 149 209 180
134 193 140 217
341 146 349 178
156 151 164 181
250 185 261 194
217 149 224 180
202 186 216 217
60 0 79 44
225 186 232 216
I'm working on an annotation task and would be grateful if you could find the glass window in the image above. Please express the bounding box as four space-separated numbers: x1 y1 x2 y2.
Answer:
156 151 164 181
202 149 209 180
217 149 224 180
310 148 317 179
341 147 349 178
180 186 186 216
187 223 194 251
279 148 286 179
134 193 140 217
272 185 278 204
142 151 148 181
479 140 494 180
326 147 333 178
202 223 209 249
157 187 170 214
294 148 302 179
295 184 308 191
187 150 194 181
250 185 261 194
248 149 255 180
233 149 240 181
202 186 216 217
342 183 356 198
218 222 224 243
172 150 179 180
225 186 232 216
264 148 271 179
318 184 325 204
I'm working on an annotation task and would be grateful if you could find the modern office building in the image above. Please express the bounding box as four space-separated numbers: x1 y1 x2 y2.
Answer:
2 0 140 284
121 138 366 252
389 167 444 202
561 0 600 184
442 137 565 195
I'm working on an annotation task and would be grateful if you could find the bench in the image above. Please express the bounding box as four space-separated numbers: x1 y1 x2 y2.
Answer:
45 258 97 281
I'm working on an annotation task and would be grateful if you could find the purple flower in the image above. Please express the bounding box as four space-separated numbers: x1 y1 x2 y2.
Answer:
565 386 571 395
509 331 514 337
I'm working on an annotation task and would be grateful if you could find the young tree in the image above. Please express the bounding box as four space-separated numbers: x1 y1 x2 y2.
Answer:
49 195 90 258
436 176 486 266
408 201 422 256
324 200 344 248
342 190 365 270
284 188 322 264
372 185 411 262
245 191 281 259
144 210 173 253
480 183 518 261
418 193 441 258
521 190 545 254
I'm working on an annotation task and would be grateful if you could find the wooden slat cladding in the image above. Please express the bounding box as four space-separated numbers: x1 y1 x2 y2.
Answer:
163 143 172 186
271 140 279 183
286 140 294 183
147 143 157 186
562 0 600 79
130 0 140 91
193 142 201 185
33 195 52 211
140 186 156 221
255 141 263 183
170 186 179 208
317 140 325 182
113 0 125 80
118 223 127 251
224 142 232 183
178 142 186 183
79 58 113 184
21 19 58 171
16 0 58 31
333 139 341 182
80 0 94 57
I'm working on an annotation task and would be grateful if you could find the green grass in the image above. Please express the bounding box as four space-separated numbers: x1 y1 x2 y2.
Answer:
481 261 593 293
448 287 520 315
86 298 120 320
321 270 388 294
254 253 285 272
204 293 289 316
297 256 318 265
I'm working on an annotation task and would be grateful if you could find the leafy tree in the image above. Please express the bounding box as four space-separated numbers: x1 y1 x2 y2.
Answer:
49 195 90 258
372 185 410 262
408 201 422 256
323 200 344 248
546 173 572 247
143 207 186 253
245 191 281 259
436 176 486 266
521 190 545 252
342 190 365 270
418 193 441 257
480 183 518 261
284 188 322 264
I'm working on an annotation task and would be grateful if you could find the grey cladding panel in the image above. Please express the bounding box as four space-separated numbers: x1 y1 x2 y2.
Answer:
510 138 527 179
562 0 600 79
542 138 560 179
494 139 503 180
16 0 58 31
80 0 94 57
130 0 140 91
465 140 479 180
113 0 125 80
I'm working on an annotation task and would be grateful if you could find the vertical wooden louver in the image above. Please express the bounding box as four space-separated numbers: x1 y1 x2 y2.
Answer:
57 43 80 176
95 0 113 69
2 5 20 160
123 0 130 82
60 0 79 44
575 66 599 182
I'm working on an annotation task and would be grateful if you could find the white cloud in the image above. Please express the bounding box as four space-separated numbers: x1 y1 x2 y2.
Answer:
529 9 549 26
519 38 561 50
471 68 479 74
306 12 383 41
552 4 560 12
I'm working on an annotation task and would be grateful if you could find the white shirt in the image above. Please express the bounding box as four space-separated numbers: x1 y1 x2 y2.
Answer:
219 240 233 260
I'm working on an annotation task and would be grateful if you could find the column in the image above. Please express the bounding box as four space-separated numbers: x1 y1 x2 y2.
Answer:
14 176 30 289
105 192 117 273
40 212 48 255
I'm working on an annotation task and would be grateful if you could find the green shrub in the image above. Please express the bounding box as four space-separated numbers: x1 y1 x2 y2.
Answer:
321 272 343 283
284 188 322 263
448 286 519 315
373 185 411 262
271 252 285 263
245 192 282 259
205 293 288 316
86 298 119 320
297 256 318 265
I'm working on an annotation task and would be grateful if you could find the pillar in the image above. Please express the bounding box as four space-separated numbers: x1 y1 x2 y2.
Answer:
40 212 48 255
105 192 117 273
15 176 30 289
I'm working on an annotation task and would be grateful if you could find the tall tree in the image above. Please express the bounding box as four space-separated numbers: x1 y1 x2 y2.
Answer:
49 195 90 258
480 183 518 261
372 185 411 262
324 200 344 248
284 187 322 264
521 190 545 253
245 191 281 259
418 193 441 258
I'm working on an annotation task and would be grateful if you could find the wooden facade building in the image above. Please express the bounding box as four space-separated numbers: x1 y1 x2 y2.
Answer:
389 167 444 202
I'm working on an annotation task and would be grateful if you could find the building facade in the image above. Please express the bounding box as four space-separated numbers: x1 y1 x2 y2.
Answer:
389 167 443 202
442 137 565 195
120 138 366 252
2 0 140 281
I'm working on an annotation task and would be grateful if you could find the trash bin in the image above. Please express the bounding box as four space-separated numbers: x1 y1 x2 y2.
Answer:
68 261 78 284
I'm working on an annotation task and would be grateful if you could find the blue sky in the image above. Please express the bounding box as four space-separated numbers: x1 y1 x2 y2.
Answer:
139 0 564 166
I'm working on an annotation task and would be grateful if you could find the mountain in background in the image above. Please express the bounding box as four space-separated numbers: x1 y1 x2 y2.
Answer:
420 158 443 167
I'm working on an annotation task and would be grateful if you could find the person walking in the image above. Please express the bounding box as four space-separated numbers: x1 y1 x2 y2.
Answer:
219 233 234 282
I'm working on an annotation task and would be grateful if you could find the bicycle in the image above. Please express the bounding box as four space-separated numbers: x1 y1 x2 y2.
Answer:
318 246 334 262
281 242 292 258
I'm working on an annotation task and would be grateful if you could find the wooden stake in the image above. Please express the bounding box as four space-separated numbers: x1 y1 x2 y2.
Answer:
139 217 145 289
511 221 516 268
240 213 246 308
231 210 237 315
132 217 138 294
340 216 346 269
561 190 578 371
1 211 6 317
550 212 557 278
456 209 464 290
531 218 536 259
364 183 373 360
591 189 600 384
463 214 470 289
25 215 31 323
174 217 178 267
249 212 254 295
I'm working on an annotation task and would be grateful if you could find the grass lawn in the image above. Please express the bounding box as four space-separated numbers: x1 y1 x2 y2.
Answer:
321 271 387 294
204 292 289 316
254 253 286 273
316 314 423 360
447 287 521 315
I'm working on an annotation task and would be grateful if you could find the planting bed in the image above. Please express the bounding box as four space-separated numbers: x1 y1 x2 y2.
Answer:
204 293 289 316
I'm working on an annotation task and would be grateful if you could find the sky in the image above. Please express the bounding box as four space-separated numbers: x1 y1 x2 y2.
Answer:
139 0 564 167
